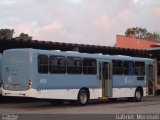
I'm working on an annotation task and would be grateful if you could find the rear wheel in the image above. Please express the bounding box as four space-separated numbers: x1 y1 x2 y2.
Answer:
134 90 142 102
77 89 89 106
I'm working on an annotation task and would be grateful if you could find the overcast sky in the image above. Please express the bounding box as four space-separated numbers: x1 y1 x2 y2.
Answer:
0 0 160 46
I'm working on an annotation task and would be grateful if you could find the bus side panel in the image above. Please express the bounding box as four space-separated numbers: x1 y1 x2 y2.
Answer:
34 74 100 100
36 88 100 100
112 75 146 98
33 53 100 100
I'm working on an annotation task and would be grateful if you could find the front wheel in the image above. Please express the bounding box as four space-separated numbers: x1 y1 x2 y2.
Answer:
134 90 142 102
77 89 89 106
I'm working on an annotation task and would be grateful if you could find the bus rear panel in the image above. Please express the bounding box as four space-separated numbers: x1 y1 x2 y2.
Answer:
2 49 36 97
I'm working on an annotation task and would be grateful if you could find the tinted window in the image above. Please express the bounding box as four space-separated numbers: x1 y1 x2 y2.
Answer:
135 62 145 76
124 61 134 75
49 56 66 74
103 62 109 79
67 57 82 74
38 55 48 74
83 58 97 74
112 60 123 75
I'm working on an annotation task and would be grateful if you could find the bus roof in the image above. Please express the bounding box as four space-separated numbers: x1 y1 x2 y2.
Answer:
4 48 153 62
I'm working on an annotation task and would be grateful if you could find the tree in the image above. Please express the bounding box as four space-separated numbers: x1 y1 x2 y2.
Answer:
125 27 160 41
125 28 136 37
0 28 14 39
15 33 32 41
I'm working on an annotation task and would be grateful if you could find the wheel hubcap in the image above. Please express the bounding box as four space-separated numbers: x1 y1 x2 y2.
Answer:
80 93 87 104
136 91 141 100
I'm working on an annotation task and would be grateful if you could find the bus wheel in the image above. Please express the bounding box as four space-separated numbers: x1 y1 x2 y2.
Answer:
77 89 88 106
134 90 142 102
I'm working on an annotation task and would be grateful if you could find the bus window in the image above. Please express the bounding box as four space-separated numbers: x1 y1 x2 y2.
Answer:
112 60 123 75
103 62 109 79
67 57 82 74
124 61 134 75
49 56 66 74
135 62 145 76
38 55 48 74
98 63 102 80
83 58 97 74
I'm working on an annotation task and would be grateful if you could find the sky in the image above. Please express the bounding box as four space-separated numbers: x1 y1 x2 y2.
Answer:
0 0 160 46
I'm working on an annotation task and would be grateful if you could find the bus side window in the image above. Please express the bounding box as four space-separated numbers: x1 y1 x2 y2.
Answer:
38 55 48 74
67 57 82 74
124 61 134 75
135 61 145 76
49 56 66 74
83 58 97 75
112 60 123 75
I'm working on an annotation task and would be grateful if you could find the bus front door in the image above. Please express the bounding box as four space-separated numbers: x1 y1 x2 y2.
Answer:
99 62 112 98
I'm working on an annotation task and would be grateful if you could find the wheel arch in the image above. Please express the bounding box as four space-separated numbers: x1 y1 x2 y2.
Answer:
78 87 90 100
135 86 143 97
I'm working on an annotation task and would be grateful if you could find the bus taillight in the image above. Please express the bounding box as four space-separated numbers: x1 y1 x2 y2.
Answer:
28 80 32 89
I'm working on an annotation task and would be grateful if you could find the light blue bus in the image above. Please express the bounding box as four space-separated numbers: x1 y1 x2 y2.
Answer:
1 48 154 105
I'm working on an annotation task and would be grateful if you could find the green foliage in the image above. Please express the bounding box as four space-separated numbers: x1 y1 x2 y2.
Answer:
125 27 160 42
15 33 32 41
0 28 14 39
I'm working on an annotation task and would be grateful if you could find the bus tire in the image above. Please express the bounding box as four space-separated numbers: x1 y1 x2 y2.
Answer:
134 89 142 102
77 89 89 106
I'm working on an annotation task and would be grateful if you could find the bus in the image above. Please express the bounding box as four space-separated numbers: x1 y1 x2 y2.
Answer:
1 48 154 105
